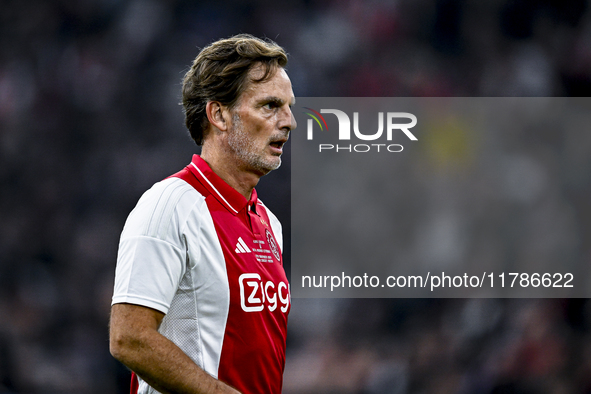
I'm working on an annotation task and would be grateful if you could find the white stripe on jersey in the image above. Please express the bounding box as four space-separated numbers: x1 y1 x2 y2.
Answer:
238 237 251 252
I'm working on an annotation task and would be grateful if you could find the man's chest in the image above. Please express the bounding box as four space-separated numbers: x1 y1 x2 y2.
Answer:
198 198 289 315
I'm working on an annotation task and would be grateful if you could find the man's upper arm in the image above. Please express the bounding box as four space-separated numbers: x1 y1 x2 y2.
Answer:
110 303 164 338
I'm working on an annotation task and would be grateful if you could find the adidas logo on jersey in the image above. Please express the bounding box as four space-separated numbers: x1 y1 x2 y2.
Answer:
235 237 251 253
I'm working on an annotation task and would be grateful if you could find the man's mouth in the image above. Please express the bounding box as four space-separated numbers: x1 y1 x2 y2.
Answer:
269 136 288 153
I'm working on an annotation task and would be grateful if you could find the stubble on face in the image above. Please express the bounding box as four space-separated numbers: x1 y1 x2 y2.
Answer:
226 113 282 175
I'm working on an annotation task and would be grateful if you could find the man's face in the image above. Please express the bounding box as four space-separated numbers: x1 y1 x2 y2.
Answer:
225 66 296 176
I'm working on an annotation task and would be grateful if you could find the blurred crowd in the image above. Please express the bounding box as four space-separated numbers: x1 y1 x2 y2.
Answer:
286 298 591 393
1 0 591 393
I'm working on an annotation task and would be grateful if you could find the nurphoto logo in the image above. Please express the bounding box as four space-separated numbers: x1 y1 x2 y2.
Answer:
303 108 418 153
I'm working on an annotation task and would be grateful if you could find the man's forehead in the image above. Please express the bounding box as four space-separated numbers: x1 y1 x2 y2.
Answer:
243 66 294 98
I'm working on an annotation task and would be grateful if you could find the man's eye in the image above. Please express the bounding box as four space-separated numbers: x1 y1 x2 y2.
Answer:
264 102 278 109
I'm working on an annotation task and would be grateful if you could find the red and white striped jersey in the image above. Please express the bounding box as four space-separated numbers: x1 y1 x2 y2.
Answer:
112 155 290 394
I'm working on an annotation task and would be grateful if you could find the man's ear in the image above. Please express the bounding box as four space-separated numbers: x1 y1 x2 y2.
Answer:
205 101 230 132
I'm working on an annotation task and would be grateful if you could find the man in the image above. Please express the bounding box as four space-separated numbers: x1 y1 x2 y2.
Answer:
109 34 296 394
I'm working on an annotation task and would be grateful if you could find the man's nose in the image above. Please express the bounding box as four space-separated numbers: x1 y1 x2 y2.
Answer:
279 107 297 132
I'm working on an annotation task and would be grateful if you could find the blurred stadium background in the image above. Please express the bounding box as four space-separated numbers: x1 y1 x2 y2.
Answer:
1 0 591 392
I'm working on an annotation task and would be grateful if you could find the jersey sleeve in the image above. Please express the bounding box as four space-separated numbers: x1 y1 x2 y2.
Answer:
112 178 195 314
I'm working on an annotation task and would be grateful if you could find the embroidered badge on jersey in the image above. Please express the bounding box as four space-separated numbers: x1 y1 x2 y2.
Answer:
266 229 280 262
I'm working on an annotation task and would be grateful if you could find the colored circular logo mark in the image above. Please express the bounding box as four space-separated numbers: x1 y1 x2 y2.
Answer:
266 228 280 262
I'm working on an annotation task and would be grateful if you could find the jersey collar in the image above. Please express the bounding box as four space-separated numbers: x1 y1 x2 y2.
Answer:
188 154 257 215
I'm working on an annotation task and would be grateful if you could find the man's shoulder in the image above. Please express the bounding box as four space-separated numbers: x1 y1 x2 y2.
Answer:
140 177 204 207
123 177 207 239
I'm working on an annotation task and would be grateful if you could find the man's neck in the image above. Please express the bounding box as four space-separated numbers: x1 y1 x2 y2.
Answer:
200 148 260 200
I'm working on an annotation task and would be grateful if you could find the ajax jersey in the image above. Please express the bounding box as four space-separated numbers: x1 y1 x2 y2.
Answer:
112 155 290 394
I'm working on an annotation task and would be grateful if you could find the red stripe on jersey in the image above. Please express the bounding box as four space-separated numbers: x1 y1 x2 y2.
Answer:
130 372 138 394
172 155 289 394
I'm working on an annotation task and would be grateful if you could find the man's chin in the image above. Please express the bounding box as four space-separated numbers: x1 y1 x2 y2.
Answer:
261 157 282 174
264 158 282 172
246 157 281 176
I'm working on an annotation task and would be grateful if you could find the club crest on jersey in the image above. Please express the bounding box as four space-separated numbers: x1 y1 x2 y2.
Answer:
266 229 280 261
